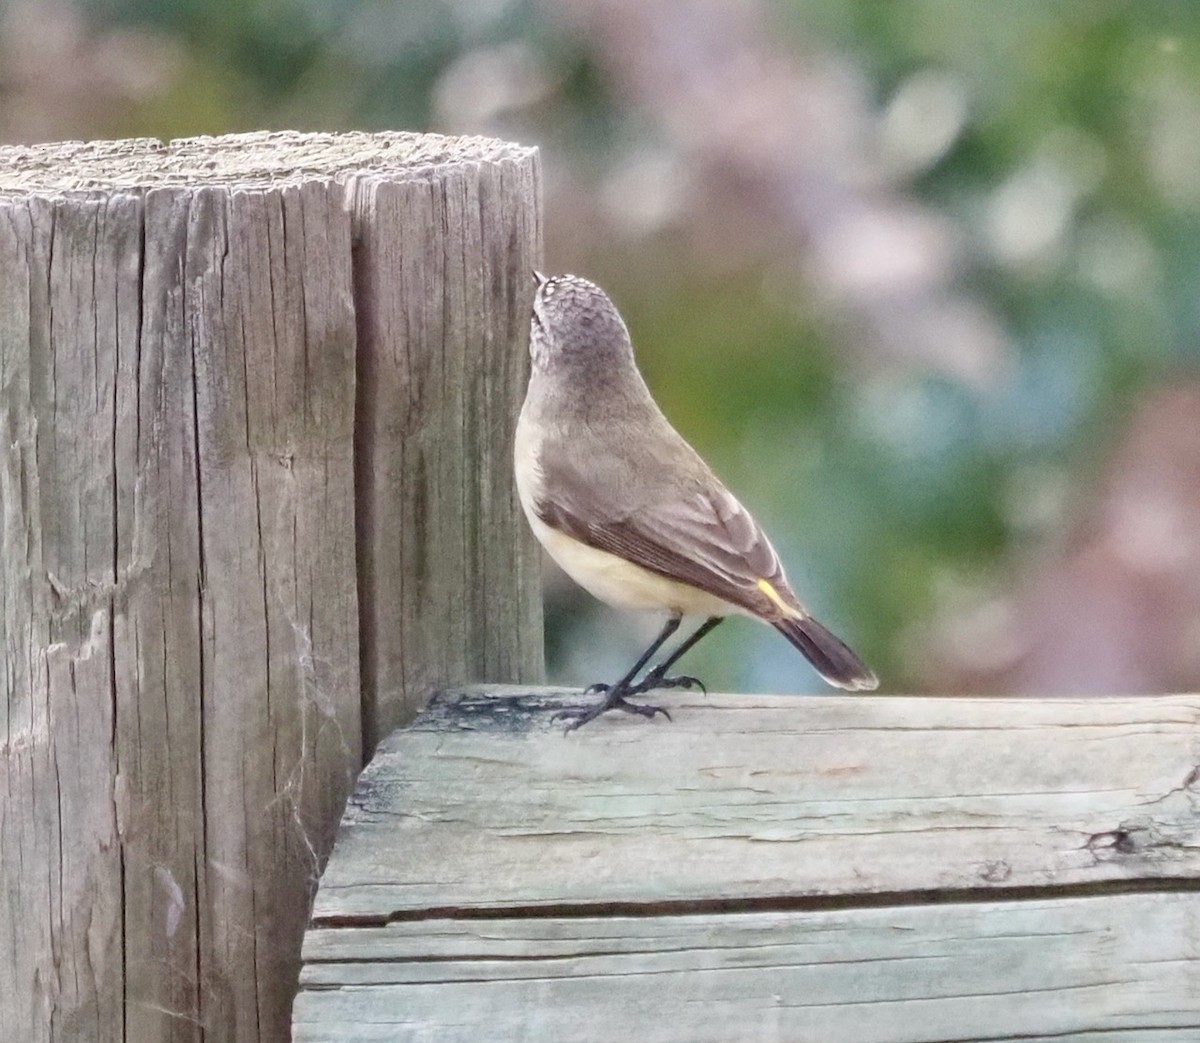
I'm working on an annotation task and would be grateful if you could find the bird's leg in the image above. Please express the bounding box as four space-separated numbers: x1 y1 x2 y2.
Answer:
628 616 723 695
553 616 681 732
581 615 681 698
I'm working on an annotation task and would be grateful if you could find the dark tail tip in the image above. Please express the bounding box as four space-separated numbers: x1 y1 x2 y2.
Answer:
773 616 879 692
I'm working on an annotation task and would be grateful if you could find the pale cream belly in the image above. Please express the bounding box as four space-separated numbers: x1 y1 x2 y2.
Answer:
528 513 746 618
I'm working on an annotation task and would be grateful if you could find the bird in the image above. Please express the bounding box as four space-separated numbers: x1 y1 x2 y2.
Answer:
514 271 878 731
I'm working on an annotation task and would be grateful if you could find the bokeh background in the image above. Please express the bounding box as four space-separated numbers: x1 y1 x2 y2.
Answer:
12 0 1199 696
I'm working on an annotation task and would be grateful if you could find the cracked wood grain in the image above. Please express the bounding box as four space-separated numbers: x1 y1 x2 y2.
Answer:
295 686 1200 1041
312 688 1200 919
351 151 544 748
0 132 543 1043
294 896 1200 1042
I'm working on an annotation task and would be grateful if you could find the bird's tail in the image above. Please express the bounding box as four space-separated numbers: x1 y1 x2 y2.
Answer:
773 615 878 692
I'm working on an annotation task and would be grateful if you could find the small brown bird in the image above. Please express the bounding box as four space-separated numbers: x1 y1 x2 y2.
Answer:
515 273 877 730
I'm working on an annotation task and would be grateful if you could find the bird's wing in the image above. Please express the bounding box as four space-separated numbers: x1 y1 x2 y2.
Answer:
535 447 800 619
534 437 879 691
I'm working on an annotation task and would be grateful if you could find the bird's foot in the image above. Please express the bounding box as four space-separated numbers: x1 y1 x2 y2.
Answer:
586 667 707 699
552 686 672 733
628 665 707 697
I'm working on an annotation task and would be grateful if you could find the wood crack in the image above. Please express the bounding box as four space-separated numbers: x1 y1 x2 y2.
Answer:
311 875 1200 930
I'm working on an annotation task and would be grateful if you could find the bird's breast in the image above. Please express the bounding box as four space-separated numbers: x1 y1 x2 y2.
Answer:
527 511 743 618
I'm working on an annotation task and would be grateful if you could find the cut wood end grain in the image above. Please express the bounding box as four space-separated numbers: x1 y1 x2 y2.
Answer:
0 129 536 194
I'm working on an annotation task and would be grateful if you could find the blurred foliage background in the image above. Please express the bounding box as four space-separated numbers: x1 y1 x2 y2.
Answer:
9 0 1200 696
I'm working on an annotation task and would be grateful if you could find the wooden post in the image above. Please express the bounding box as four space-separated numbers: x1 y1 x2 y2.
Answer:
0 132 543 1043
296 686 1200 1041
352 149 544 747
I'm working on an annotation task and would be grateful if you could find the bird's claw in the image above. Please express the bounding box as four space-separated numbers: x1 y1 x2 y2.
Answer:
613 698 672 721
552 691 672 733
584 672 707 700
631 672 707 696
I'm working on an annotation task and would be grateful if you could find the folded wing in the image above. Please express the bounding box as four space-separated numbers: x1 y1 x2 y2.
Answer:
535 445 798 619
534 439 878 691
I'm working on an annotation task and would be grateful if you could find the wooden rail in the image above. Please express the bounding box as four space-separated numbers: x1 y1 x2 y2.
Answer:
0 132 543 1043
296 686 1200 1042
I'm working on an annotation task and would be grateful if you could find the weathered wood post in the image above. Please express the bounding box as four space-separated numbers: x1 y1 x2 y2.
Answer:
0 131 543 1042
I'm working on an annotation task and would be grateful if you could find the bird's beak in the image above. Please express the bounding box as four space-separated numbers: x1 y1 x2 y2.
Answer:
532 269 548 289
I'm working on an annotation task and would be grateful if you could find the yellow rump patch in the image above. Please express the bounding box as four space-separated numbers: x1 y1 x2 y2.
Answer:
757 578 799 616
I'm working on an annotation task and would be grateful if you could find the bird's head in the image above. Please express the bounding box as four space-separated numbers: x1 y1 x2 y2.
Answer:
529 271 633 373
